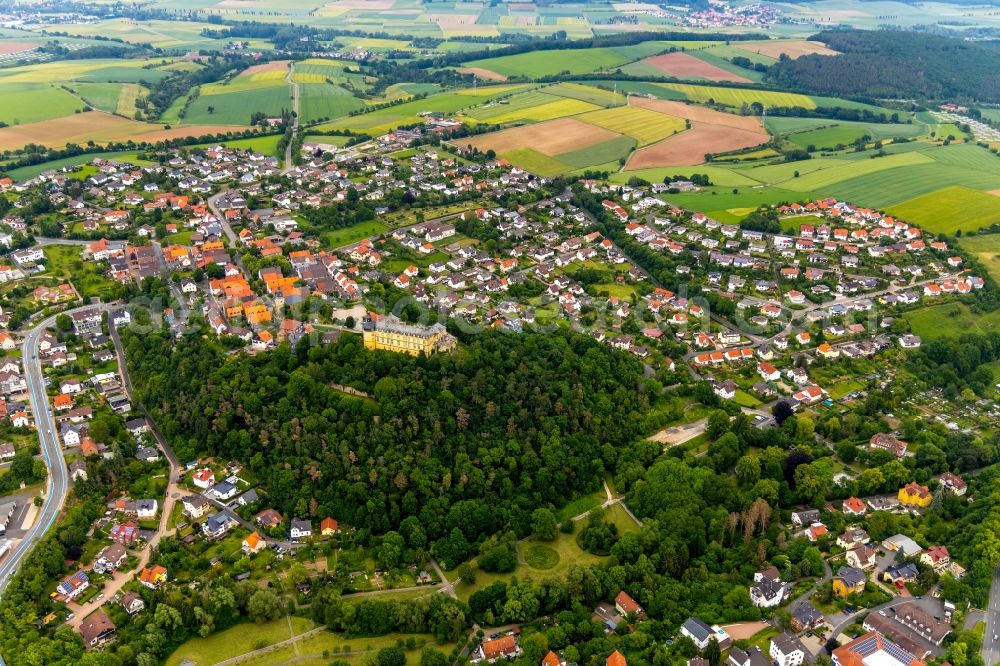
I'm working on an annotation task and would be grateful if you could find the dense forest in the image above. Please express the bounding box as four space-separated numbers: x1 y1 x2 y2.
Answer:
123 327 655 552
766 30 1000 103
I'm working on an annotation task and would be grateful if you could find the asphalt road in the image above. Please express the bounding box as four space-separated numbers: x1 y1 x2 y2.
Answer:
984 566 1000 666
0 305 104 596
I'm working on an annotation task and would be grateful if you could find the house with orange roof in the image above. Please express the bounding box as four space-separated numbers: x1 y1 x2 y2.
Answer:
542 652 563 666
139 565 167 589
898 482 931 508
607 651 626 666
242 531 266 555
321 517 338 536
53 394 73 411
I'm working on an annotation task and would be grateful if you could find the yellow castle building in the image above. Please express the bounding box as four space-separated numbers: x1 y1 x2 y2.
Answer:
361 314 456 356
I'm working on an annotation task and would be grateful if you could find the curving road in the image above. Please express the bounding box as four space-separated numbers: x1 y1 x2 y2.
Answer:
0 305 105 597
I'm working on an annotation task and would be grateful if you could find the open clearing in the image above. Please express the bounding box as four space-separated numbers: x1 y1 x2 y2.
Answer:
626 122 768 168
460 117 620 155
0 83 83 126
639 51 751 83
735 39 839 59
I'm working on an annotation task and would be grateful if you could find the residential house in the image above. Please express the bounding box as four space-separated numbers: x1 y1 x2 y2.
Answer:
121 591 145 616
791 509 820 526
939 472 967 496
728 646 771 666
139 565 167 589
290 517 312 540
192 468 215 489
321 517 338 536
93 543 127 573
242 531 266 555
832 566 866 596
898 482 931 508
770 633 811 666
607 651 626 666
202 512 234 539
791 602 825 632
109 521 140 545
750 576 786 608
57 570 89 600
476 635 521 663
920 545 950 571
846 544 878 570
883 562 920 585
680 617 731 651
832 633 924 666
842 497 867 516
79 611 116 648
615 591 643 617
256 508 283 529
182 495 209 519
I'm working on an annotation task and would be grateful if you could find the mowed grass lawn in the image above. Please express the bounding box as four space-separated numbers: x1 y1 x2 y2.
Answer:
166 616 315 666
323 220 389 248
886 186 1000 234
579 105 686 146
905 301 1000 340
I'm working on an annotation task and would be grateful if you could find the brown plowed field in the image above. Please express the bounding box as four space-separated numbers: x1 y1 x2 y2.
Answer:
626 121 768 168
629 96 766 131
0 112 247 152
460 117 621 156
641 52 751 83
458 67 507 81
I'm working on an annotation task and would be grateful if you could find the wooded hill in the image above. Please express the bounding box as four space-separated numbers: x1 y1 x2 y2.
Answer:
765 30 1000 103
123 327 654 555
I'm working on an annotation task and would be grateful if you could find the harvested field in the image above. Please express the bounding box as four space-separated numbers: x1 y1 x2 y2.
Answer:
629 96 765 131
735 40 838 60
241 60 290 76
458 67 507 81
0 111 245 152
461 117 620 156
626 121 767 168
0 41 39 55
640 52 751 83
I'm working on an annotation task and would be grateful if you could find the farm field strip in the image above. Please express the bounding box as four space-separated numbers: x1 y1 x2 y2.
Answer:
578 105 687 146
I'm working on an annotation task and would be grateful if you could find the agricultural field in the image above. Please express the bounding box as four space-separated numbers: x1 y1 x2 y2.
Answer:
0 83 85 126
460 89 595 122
658 83 817 109
545 82 626 106
184 83 293 126
578 105 686 146
29 18 261 52
959 234 1000 284
461 42 671 79
765 116 928 149
622 51 752 83
315 91 494 135
298 84 366 124
67 82 123 114
886 186 1000 234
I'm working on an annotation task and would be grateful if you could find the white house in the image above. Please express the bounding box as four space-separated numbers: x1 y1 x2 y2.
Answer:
770 632 809 666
